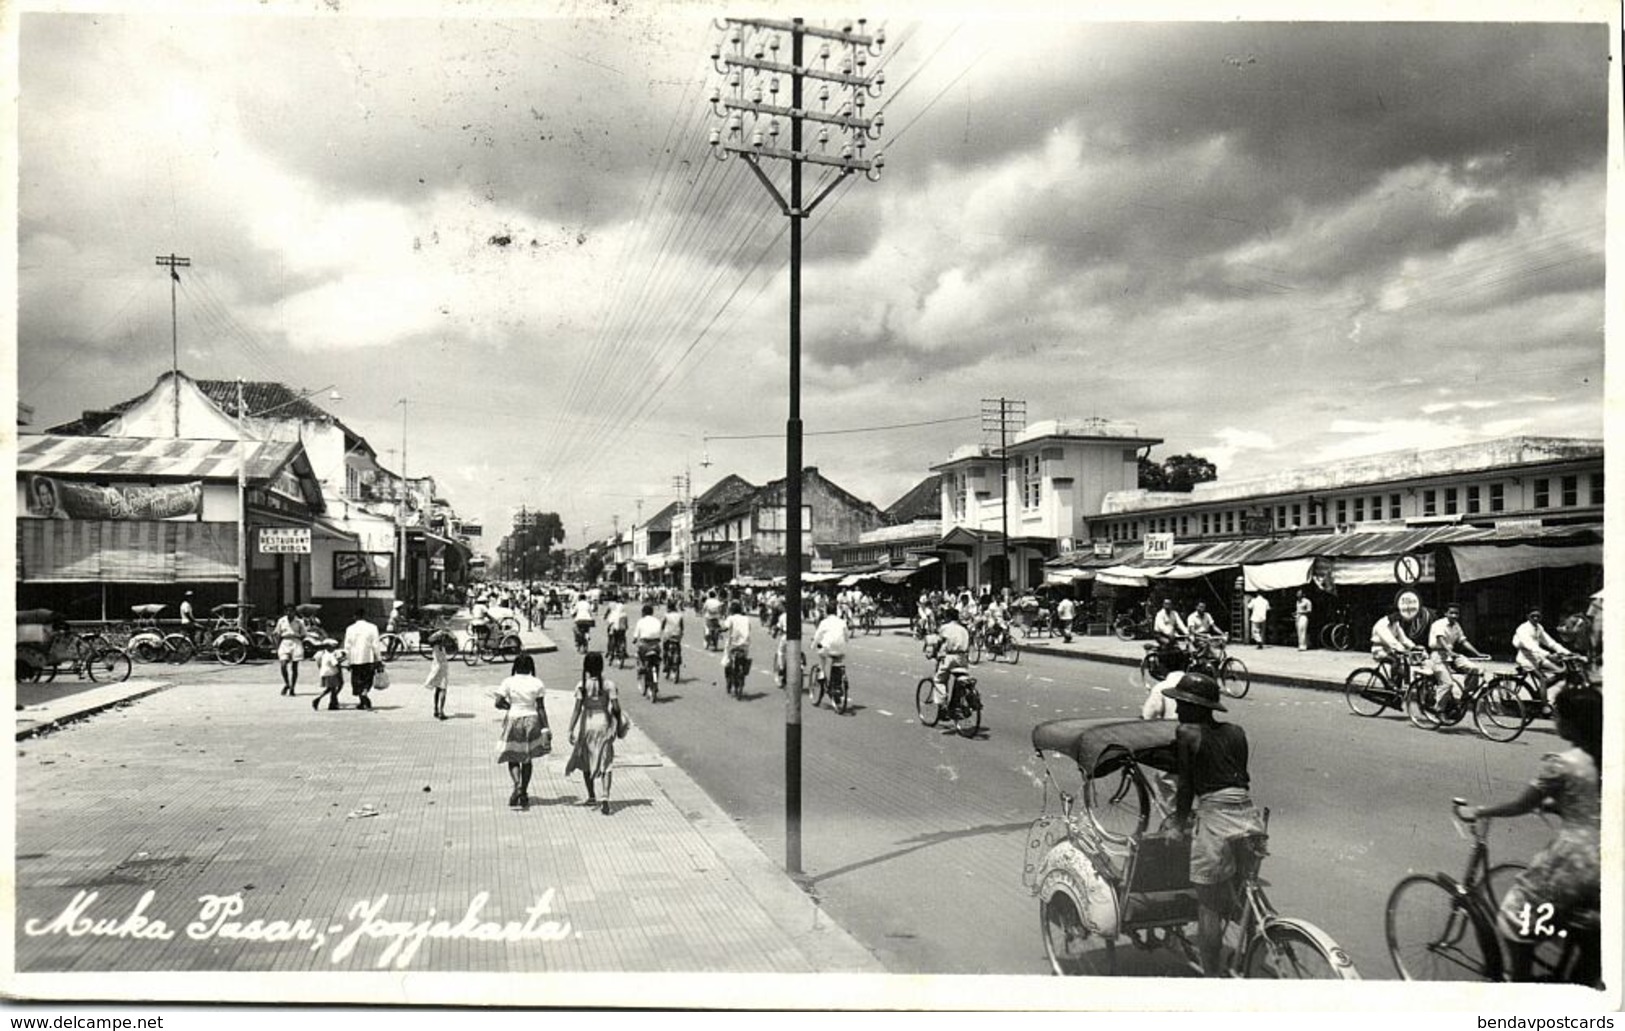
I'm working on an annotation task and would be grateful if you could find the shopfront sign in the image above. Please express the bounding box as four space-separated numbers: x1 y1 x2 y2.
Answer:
334 552 395 590
1092 540 1114 559
1143 533 1175 562
25 475 202 521
259 528 311 554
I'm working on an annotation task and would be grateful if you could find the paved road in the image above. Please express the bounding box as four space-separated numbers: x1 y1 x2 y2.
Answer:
543 614 1559 977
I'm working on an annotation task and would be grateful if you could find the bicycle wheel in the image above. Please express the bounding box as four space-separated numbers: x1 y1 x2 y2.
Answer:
968 638 982 664
131 639 162 664
461 637 482 666
811 668 827 708
1243 920 1358 979
1344 668 1392 717
1137 653 1164 690
1040 866 1117 977
915 677 942 726
1006 641 1020 665
1319 624 1337 650
1082 758 1150 845
165 635 196 664
1386 874 1502 981
955 696 982 738
498 616 521 635
88 648 133 684
1218 657 1250 699
380 633 403 662
1404 682 1442 731
497 634 523 663
216 635 249 666
1329 623 1351 651
1113 617 1137 641
1473 679 1533 743
835 673 850 715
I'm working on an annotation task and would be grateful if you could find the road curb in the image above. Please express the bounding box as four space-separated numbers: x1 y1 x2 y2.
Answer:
15 679 176 741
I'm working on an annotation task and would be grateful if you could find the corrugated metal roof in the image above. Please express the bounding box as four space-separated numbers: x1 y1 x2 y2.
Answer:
17 434 301 483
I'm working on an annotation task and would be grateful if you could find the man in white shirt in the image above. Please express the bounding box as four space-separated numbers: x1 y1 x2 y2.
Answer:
1294 590 1313 651
723 600 752 683
929 608 972 709
1187 601 1219 638
1512 608 1573 703
1370 608 1419 681
1153 597 1190 670
571 595 596 652
1055 596 1077 643
1247 593 1271 649
702 591 725 648
632 603 663 676
606 597 630 657
1427 603 1487 708
343 608 382 711
659 603 686 677
811 607 850 689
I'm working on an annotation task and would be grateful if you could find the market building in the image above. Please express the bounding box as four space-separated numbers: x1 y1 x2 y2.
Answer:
1047 436 1603 648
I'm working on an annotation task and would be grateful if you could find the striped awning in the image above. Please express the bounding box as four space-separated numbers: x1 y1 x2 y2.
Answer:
18 434 302 482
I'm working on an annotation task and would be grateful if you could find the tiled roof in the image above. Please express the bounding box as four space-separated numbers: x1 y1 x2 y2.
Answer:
884 475 941 524
17 434 303 483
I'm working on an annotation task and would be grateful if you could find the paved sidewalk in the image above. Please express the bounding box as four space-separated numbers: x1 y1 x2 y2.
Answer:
11 661 881 1001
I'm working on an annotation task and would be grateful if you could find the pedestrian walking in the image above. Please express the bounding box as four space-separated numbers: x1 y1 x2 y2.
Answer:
1247 592 1271 649
343 608 382 711
567 651 621 815
494 653 551 810
424 631 453 720
311 639 344 711
274 604 307 696
1295 590 1312 651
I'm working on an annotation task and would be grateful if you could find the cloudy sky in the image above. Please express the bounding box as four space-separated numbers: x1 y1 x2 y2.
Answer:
13 2 1614 551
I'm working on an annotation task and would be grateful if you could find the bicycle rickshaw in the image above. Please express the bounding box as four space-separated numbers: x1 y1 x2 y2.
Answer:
16 609 133 684
1024 717 1359 979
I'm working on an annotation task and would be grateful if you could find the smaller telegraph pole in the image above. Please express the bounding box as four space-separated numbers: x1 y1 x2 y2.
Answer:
156 254 191 437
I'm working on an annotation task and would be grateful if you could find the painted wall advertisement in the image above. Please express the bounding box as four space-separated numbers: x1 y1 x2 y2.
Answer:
334 551 395 590
25 475 202 520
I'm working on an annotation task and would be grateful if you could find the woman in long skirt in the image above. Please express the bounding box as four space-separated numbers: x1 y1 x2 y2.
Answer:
424 631 452 720
494 653 550 810
567 651 620 815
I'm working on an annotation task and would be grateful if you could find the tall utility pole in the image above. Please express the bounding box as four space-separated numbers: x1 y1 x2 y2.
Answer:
397 398 410 605
982 398 1027 595
236 379 248 624
155 254 191 437
710 16 886 875
673 471 693 594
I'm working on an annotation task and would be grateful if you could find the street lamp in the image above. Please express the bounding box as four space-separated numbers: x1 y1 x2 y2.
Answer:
708 16 886 876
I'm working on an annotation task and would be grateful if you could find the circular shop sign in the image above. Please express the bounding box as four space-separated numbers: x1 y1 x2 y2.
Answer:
1393 554 1423 585
1395 589 1422 621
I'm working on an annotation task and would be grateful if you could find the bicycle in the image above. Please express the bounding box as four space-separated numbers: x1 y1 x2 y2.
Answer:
1476 654 1594 743
811 656 851 714
724 649 751 699
661 638 683 683
1385 799 1597 984
1188 634 1250 699
1318 607 1353 651
461 622 523 666
636 646 661 702
1403 661 1516 741
19 630 134 684
1343 650 1427 718
978 622 1020 664
606 627 629 669
915 666 982 738
1112 602 1155 642
855 608 879 637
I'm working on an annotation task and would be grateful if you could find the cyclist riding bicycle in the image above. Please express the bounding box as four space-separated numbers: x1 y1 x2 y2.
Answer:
632 603 662 681
1427 603 1488 710
723 600 752 685
1370 607 1420 684
702 590 724 648
1153 597 1191 672
1512 608 1575 705
928 607 972 713
469 596 494 645
1458 687 1601 984
659 604 685 672
606 597 630 658
812 605 849 690
570 595 595 651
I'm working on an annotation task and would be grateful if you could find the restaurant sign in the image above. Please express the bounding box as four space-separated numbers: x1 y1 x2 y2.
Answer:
259 528 312 554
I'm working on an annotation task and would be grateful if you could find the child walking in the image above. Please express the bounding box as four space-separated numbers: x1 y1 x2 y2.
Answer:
311 639 345 711
424 631 452 720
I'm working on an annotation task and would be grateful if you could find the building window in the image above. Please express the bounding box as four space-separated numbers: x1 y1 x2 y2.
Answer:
1466 485 1480 514
1534 478 1550 509
1021 454 1042 510
1372 496 1384 520
1591 472 1603 505
1289 503 1300 528
1179 516 1189 536
1225 511 1235 533
1353 497 1365 522
1201 513 1209 535
1490 483 1505 512
1336 499 1347 524
1561 475 1578 507
1445 488 1458 516
1388 494 1400 519
1423 490 1437 517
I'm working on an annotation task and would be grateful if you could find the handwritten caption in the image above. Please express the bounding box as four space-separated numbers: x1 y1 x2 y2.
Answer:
23 889 574 969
